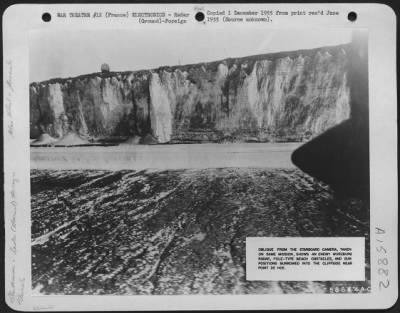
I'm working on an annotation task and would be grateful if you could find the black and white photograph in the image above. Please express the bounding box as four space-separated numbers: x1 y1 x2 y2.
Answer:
28 27 371 296
3 3 398 311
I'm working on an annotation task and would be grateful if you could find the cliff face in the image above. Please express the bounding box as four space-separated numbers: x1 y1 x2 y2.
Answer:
30 45 351 143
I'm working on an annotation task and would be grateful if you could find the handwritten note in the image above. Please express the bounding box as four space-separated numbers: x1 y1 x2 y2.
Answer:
5 58 25 307
8 171 20 305
5 60 14 137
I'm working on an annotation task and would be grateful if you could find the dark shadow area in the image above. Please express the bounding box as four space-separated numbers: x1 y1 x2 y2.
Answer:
292 119 369 201
292 30 369 202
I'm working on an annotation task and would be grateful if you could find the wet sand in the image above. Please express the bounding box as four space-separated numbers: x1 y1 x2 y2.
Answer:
31 143 302 170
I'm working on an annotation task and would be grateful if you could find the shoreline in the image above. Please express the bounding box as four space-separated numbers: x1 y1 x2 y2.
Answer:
31 142 301 170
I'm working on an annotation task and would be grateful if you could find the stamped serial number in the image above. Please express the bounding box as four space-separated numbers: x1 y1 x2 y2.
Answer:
376 227 390 291
325 286 371 293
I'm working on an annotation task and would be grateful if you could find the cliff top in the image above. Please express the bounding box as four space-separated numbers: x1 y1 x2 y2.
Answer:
30 43 349 86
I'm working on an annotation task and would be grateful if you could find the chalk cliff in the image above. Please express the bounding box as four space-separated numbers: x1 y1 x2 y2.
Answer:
30 44 351 143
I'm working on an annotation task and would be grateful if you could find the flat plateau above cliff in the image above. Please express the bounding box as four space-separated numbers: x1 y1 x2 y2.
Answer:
30 44 348 86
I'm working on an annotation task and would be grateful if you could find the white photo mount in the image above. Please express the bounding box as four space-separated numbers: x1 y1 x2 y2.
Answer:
3 3 398 311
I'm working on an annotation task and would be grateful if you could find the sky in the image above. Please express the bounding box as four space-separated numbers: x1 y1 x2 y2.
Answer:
30 28 352 83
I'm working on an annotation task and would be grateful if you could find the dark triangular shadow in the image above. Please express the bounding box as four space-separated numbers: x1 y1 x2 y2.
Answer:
292 119 369 201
